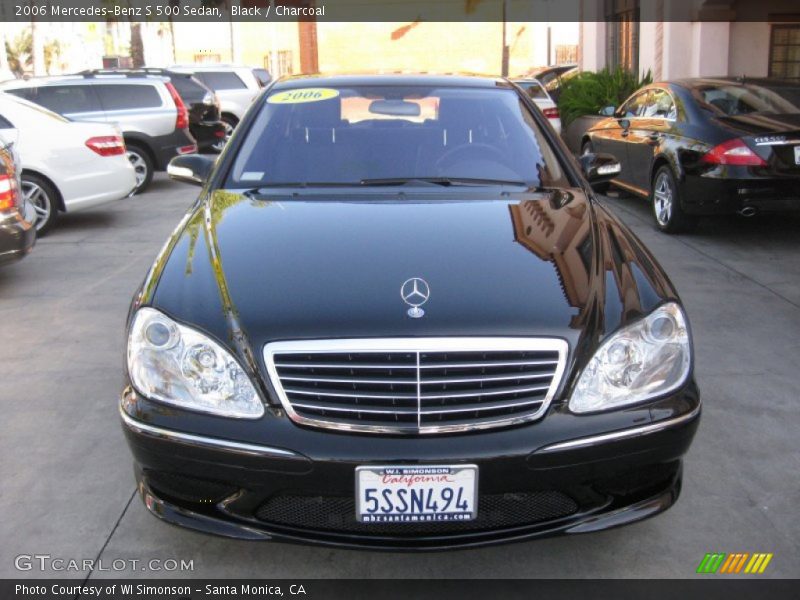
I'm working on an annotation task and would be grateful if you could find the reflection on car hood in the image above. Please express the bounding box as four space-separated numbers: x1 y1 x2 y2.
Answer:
148 189 674 364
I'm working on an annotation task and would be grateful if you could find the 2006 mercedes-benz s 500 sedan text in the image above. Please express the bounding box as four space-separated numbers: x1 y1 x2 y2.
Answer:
121 74 700 550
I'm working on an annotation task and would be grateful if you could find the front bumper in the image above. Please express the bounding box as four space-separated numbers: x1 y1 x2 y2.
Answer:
120 385 700 550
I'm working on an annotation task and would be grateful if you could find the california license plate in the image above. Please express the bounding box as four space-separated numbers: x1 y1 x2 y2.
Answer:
356 465 478 523
794 145 800 165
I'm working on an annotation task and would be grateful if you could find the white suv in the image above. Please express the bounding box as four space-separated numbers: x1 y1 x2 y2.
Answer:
169 65 266 150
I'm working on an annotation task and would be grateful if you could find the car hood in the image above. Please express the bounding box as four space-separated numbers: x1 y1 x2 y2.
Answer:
147 189 673 367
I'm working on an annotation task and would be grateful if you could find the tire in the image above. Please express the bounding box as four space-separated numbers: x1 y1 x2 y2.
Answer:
581 140 610 195
211 115 237 153
21 173 59 235
651 165 695 233
126 143 154 194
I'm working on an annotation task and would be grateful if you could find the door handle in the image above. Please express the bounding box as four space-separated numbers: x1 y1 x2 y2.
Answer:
647 132 662 145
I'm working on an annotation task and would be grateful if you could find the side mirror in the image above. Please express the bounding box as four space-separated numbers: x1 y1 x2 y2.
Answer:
579 152 621 190
0 127 20 148
617 117 631 130
599 105 616 116
167 154 215 186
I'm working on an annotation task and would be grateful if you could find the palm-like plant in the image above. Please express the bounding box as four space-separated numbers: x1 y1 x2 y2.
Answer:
557 67 653 127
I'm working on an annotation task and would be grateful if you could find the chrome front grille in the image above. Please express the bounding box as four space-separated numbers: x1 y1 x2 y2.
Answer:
264 338 568 434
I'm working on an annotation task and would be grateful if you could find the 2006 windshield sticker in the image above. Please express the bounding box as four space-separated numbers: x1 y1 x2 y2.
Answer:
267 88 339 104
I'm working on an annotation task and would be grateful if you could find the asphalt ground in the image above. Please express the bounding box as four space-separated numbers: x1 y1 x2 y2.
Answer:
1 175 798 579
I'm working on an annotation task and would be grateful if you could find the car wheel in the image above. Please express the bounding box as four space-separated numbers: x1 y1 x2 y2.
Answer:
21 174 59 235
581 140 610 194
211 116 237 153
651 166 694 234
126 144 154 194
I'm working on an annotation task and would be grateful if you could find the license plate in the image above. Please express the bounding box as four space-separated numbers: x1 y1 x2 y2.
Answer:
795 145 800 165
355 465 478 523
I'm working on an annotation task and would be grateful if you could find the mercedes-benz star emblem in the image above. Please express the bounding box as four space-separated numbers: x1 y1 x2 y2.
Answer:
400 277 430 319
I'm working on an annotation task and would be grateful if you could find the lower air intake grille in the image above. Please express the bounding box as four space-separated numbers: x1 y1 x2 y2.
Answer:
264 338 568 434
255 491 579 535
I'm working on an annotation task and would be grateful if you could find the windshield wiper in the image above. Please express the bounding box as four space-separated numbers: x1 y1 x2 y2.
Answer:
359 177 531 187
242 182 360 195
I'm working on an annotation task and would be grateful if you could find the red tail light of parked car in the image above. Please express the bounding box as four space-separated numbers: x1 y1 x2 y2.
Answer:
165 82 190 131
701 138 767 167
542 107 560 120
85 136 127 157
0 172 18 211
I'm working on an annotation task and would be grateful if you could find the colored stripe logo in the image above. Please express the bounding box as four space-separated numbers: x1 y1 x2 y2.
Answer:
696 553 773 574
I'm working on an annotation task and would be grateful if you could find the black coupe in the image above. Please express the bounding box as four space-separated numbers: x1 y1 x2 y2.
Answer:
121 74 700 550
584 77 800 232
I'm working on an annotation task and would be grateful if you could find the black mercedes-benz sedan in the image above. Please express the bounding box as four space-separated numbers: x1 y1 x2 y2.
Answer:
121 74 700 550
583 77 800 232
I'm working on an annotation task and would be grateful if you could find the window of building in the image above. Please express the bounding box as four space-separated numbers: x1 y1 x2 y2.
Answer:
605 0 640 74
266 51 294 78
193 53 221 64
770 25 800 81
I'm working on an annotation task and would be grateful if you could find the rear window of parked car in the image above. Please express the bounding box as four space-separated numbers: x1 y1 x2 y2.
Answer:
168 76 208 104
697 83 800 116
95 84 162 110
194 71 247 90
252 68 271 87
515 81 548 99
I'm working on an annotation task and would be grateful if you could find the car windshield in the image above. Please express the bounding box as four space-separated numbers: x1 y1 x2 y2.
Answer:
697 82 800 116
227 84 569 189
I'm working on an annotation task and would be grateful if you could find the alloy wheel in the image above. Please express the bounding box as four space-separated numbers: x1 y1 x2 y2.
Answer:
211 121 235 153
127 150 148 190
653 172 673 227
21 180 52 232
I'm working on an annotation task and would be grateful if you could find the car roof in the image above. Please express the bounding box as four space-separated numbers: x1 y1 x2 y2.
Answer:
669 77 799 89
169 64 253 71
270 73 510 90
0 74 169 88
528 65 577 77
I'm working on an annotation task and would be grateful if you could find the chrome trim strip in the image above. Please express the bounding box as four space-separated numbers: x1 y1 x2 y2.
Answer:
292 402 417 415
273 358 559 369
264 337 569 435
755 139 800 146
285 388 418 400
119 405 300 458
535 405 701 454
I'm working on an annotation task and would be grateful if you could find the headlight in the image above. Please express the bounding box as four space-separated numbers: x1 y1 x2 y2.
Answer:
127 307 264 418
569 302 691 413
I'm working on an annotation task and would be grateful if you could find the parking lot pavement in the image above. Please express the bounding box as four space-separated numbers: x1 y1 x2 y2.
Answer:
1 176 798 579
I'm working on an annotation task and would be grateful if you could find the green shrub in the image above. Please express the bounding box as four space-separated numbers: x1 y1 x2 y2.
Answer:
557 67 653 127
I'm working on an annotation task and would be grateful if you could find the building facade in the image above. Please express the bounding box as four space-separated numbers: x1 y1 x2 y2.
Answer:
580 0 800 80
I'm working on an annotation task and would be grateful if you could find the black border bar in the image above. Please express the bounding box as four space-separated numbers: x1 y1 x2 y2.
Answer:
1 0 798 23
3 579 800 600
